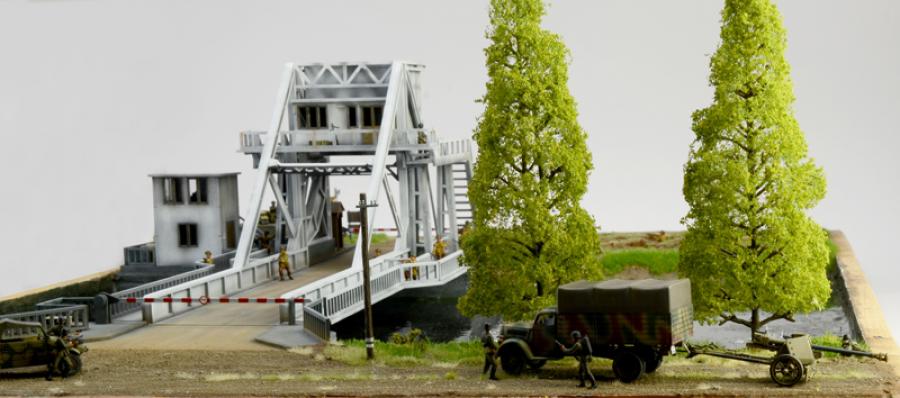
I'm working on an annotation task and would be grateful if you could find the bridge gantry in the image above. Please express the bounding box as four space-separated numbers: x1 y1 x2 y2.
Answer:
139 62 474 342
237 61 475 338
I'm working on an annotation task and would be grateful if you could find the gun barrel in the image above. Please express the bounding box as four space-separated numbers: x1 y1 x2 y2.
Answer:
811 344 888 362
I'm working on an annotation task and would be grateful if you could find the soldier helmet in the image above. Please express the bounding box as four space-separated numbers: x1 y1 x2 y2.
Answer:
571 330 581 339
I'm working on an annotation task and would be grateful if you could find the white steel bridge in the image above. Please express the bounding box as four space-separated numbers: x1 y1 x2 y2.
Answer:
136 62 475 343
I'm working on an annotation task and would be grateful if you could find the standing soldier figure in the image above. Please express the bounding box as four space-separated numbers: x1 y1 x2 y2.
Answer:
481 323 499 381
557 330 596 389
278 247 293 281
267 201 277 223
432 235 447 259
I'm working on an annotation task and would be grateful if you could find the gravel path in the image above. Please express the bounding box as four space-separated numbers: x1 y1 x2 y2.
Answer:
0 348 895 397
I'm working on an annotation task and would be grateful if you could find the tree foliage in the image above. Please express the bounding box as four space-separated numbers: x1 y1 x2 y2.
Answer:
680 0 830 337
458 0 601 321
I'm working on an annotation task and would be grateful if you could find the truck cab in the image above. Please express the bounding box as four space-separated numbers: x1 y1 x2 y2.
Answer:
498 308 562 374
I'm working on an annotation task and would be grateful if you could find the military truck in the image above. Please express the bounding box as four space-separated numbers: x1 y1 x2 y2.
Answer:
497 279 693 383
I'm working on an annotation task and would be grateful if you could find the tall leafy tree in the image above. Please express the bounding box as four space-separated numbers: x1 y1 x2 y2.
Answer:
680 0 830 337
458 0 601 321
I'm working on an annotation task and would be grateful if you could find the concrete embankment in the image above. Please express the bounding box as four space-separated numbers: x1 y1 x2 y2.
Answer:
831 230 899 378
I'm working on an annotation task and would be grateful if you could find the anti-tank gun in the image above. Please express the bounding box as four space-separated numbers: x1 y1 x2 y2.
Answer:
686 332 888 387
749 332 888 362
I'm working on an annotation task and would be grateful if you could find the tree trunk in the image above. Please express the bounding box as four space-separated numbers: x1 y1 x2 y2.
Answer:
750 308 760 339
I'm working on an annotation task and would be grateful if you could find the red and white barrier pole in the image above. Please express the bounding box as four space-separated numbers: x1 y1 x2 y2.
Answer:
127 296 304 305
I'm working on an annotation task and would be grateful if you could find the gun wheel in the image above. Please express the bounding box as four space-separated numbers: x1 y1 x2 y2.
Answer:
770 354 804 387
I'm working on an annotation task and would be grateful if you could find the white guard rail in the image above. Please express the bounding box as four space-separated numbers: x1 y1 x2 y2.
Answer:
141 248 305 323
434 139 473 166
110 264 215 318
281 250 466 325
240 129 437 151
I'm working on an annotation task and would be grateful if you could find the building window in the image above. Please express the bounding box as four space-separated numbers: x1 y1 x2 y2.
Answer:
298 106 328 128
361 106 382 127
178 223 198 247
163 178 183 204
348 106 358 128
188 178 208 204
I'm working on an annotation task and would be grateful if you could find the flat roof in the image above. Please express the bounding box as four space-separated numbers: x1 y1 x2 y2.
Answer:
149 172 241 178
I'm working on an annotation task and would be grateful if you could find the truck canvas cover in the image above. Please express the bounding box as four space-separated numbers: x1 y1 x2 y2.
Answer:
557 279 691 314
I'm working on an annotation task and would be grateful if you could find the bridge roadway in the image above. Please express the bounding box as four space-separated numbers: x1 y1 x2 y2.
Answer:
91 240 396 351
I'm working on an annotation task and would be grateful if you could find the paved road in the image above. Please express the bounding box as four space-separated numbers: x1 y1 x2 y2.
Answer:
92 240 395 351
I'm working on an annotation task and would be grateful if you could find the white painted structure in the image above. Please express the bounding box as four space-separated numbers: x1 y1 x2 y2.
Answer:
235 62 474 272
140 62 476 327
150 173 240 266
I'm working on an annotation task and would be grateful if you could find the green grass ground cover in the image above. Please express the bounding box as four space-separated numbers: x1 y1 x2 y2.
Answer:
344 232 391 247
599 248 679 276
323 339 483 367
597 232 837 280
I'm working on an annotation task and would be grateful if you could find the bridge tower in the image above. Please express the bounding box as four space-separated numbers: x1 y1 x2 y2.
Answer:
235 62 474 272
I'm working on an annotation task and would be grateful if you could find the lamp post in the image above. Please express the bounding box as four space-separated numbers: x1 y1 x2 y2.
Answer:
357 193 378 360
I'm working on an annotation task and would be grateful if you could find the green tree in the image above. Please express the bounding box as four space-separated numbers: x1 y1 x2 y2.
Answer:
680 0 830 337
458 0 601 321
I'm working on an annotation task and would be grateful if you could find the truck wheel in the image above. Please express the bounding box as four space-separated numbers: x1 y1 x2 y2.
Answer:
770 354 804 387
500 347 526 375
613 350 646 383
527 359 546 370
644 354 663 373
639 350 663 373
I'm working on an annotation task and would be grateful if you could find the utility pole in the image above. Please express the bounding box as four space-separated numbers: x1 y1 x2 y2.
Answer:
358 193 378 360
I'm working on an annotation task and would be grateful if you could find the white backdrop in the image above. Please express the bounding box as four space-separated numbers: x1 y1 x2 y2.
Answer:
0 0 897 337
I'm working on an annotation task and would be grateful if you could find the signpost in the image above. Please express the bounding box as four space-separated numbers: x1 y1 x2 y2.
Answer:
357 193 378 360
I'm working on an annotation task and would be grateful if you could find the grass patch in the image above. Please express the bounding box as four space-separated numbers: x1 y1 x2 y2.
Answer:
811 333 869 358
323 340 482 368
345 232 390 247
204 372 258 382
599 248 679 276
826 238 838 273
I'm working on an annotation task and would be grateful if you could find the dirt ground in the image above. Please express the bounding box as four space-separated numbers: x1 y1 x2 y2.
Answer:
600 231 685 251
1 347 896 397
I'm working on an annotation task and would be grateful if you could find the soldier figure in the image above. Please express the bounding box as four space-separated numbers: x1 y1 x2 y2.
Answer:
278 247 293 281
202 250 215 265
268 201 277 223
432 235 447 259
557 330 596 389
481 323 499 380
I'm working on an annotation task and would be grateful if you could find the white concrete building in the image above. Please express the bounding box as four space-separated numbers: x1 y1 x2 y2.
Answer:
149 173 240 266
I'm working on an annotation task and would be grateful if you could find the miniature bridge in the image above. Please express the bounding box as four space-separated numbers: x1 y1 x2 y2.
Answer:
128 61 474 345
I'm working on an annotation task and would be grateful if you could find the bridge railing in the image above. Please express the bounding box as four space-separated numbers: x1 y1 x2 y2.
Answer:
435 139 473 165
241 129 438 151
278 249 409 324
124 242 155 265
319 260 404 322
109 264 216 319
283 249 466 326
142 247 306 323
0 305 90 338
302 299 331 342
399 250 464 287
